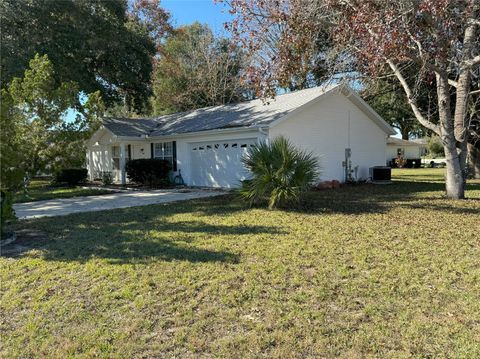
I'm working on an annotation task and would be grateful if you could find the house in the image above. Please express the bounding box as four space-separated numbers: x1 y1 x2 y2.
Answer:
386 137 427 167
87 84 395 188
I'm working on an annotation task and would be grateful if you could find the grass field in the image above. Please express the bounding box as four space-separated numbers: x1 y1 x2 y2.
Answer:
1 169 479 358
14 179 114 203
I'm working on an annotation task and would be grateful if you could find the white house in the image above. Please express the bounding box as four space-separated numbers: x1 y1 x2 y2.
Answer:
87 84 395 188
386 137 427 164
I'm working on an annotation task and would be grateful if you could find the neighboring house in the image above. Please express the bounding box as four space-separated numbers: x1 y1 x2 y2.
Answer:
386 137 427 164
87 84 395 188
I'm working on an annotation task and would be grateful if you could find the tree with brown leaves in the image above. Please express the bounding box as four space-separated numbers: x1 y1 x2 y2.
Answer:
222 0 479 199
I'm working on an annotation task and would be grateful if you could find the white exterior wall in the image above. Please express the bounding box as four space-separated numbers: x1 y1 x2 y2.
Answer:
132 143 150 159
386 144 422 162
269 92 387 181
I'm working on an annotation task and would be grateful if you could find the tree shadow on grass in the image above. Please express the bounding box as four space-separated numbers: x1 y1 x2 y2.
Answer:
400 201 480 215
6 216 284 264
291 180 480 215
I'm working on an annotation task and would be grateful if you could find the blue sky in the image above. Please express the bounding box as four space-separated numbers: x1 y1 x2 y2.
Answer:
162 0 232 33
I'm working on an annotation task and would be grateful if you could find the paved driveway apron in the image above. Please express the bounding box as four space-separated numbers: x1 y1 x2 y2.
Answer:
14 190 225 220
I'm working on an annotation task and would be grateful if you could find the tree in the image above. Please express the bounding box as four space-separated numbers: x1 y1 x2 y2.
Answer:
427 135 445 157
7 54 105 176
1 0 170 111
467 90 480 178
363 79 429 140
0 89 25 238
151 22 250 114
224 0 480 199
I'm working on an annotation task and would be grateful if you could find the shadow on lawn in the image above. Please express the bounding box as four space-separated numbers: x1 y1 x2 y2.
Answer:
7 213 284 264
6 179 478 261
295 180 480 215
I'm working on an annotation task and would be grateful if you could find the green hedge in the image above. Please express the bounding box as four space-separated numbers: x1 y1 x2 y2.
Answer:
54 168 88 186
125 159 171 187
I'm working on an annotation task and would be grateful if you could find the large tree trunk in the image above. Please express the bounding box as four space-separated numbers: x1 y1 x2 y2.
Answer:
468 142 480 179
436 72 466 199
400 127 409 140
444 142 465 199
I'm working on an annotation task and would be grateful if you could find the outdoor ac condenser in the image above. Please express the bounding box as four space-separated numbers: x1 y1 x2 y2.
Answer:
369 166 391 182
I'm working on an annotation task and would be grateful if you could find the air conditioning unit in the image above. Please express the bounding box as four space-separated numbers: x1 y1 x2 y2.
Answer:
369 166 391 182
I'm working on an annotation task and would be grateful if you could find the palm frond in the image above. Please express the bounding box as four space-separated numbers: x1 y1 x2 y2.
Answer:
240 136 320 209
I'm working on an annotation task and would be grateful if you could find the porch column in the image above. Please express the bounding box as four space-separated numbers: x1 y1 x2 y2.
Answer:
88 150 94 181
120 143 126 185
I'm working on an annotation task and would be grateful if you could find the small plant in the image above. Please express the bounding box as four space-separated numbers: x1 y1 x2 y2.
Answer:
125 159 172 187
54 168 88 186
101 171 113 186
240 136 319 209
395 156 407 168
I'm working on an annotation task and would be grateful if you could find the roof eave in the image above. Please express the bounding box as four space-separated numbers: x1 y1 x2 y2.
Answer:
340 86 396 135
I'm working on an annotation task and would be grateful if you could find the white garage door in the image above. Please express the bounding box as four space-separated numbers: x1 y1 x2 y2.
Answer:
190 139 257 188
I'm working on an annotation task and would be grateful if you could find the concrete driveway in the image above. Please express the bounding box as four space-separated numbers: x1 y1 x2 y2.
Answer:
14 189 226 220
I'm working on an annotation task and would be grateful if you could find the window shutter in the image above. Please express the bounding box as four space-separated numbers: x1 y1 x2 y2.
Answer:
127 145 131 160
150 143 154 159
172 141 177 171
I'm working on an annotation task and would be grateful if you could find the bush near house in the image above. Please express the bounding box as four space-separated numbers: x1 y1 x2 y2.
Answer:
241 136 319 209
390 158 421 168
53 168 88 186
125 159 172 187
100 171 113 186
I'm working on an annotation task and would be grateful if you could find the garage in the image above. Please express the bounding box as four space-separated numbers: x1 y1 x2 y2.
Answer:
189 139 257 188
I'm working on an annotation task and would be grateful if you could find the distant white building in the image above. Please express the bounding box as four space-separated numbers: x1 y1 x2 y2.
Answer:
386 137 427 165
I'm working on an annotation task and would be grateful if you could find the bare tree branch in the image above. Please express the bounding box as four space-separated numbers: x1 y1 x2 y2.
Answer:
387 59 440 133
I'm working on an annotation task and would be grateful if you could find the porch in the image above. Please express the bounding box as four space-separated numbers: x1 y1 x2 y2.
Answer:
87 140 176 185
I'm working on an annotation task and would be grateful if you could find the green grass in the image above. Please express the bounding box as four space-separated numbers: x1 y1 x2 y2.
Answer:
1 169 479 358
14 179 114 203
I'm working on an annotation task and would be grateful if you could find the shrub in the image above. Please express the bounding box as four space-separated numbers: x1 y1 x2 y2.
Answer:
427 135 445 157
54 168 88 186
394 156 407 168
101 171 113 186
125 159 171 186
241 136 319 209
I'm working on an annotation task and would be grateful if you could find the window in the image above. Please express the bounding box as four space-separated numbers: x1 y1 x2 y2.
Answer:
154 142 174 167
112 145 131 170
112 146 120 170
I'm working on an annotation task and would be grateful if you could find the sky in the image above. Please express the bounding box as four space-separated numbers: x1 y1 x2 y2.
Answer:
162 0 232 33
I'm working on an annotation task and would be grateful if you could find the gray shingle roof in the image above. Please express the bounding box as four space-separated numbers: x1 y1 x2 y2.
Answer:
102 85 337 138
387 137 424 146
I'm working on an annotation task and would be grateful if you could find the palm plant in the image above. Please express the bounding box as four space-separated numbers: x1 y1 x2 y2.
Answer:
241 136 319 209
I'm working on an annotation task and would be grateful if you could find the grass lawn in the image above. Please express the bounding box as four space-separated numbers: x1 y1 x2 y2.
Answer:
14 179 114 203
1 168 479 358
